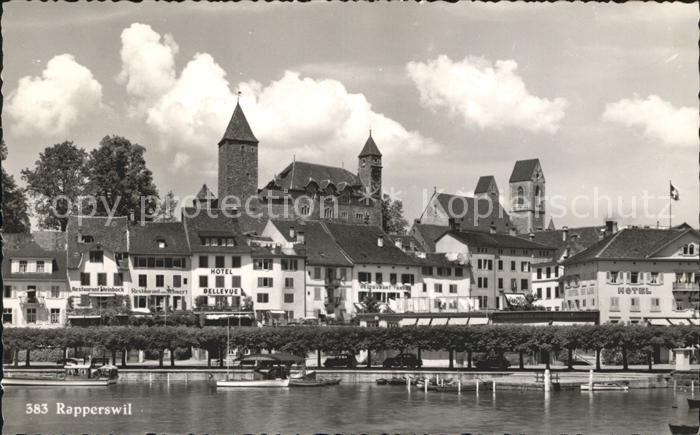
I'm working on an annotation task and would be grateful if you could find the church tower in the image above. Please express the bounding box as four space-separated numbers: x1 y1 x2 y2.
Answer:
218 102 259 210
509 158 546 234
358 132 382 203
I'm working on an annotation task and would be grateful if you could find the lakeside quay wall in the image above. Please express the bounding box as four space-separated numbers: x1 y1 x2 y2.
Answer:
3 368 676 389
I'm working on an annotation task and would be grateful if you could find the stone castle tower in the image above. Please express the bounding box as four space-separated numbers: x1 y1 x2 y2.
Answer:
218 102 259 209
358 132 382 202
509 158 546 233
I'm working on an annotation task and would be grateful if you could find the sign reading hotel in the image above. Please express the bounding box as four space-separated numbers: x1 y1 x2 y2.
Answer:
209 268 240 275
617 287 651 295
203 288 242 296
71 286 125 293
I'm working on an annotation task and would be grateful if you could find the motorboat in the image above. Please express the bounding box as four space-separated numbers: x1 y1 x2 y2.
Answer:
580 382 629 392
289 370 340 387
3 357 118 387
217 378 290 388
668 424 700 435
688 398 700 409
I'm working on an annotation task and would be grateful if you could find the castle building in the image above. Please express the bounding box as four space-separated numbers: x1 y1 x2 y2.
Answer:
217 102 383 232
509 158 546 234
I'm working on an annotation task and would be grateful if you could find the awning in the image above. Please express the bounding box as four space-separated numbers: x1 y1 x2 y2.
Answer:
469 317 489 325
399 317 417 327
431 318 448 326
646 318 670 326
448 317 469 325
689 318 700 326
416 318 431 326
668 318 691 325
89 293 116 297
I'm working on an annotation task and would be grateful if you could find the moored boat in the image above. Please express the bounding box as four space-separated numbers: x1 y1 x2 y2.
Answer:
217 378 290 388
668 424 700 435
688 398 700 409
290 378 341 387
580 382 629 392
2 359 118 387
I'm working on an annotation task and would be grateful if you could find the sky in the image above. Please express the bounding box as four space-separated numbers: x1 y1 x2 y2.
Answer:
2 2 698 229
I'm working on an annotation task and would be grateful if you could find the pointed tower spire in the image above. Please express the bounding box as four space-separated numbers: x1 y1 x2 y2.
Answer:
219 100 258 146
358 130 382 158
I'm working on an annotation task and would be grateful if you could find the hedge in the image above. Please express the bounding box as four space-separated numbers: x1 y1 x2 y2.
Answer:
3 324 698 370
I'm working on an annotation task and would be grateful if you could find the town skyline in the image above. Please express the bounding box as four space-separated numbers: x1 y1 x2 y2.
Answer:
3 2 698 229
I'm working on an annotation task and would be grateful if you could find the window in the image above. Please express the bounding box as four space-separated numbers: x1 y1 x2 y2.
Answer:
497 260 503 271
521 262 530 273
498 278 503 290
649 272 661 284
50 308 60 324
80 235 94 243
4 286 11 298
537 268 542 279
36 260 45 273
301 205 311 216
257 293 269 303
477 259 482 270
199 256 209 268
80 273 91 286
355 213 364 222
510 261 516 271
537 288 543 299
89 251 103 263
284 293 294 303
521 279 528 291
26 308 37 324
153 274 163 287
285 277 294 289
230 256 241 268
215 256 225 268
608 271 620 284
511 279 517 291
478 296 488 309
434 283 443 293
339 268 347 280
199 276 208 287
477 247 488 254
215 276 225 288
682 244 697 255
422 266 433 276
254 259 273 270
358 272 371 283
3 308 12 324
139 274 147 287
629 272 640 284
112 273 123 286
555 267 559 278
401 274 415 285
449 284 457 294
455 267 464 277
314 287 322 301
282 259 298 271
257 277 274 288
651 297 660 312
630 297 640 312
19 260 27 273
389 273 397 285
546 267 551 279
50 286 60 298
173 275 182 288
313 267 321 279
375 273 383 284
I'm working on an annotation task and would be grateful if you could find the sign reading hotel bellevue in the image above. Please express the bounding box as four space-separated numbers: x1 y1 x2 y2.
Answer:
71 286 124 293
617 286 651 295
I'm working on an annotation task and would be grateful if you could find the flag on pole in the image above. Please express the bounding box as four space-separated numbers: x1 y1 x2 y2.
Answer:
670 182 680 201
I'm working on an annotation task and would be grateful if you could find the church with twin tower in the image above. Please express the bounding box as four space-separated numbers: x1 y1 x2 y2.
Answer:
215 102 384 226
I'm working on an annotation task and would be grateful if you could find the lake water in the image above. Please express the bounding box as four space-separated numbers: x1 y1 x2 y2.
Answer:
3 382 698 434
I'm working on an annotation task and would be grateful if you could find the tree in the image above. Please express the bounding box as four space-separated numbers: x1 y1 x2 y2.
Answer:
381 194 408 235
154 190 179 222
21 141 88 231
85 135 159 221
1 141 31 233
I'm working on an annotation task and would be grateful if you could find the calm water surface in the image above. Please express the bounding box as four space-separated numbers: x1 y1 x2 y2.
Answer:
2 382 698 434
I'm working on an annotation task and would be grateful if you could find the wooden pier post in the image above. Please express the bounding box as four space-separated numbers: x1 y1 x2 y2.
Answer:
476 379 480 395
588 369 593 391
457 377 461 395
492 380 496 398
424 377 428 393
544 369 551 393
407 377 411 391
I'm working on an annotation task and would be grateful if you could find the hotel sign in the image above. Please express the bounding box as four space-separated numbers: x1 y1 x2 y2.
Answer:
203 288 242 296
617 287 651 295
131 288 188 295
71 286 124 293
209 268 240 275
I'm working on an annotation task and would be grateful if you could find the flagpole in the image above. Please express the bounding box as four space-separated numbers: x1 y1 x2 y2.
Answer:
669 179 672 229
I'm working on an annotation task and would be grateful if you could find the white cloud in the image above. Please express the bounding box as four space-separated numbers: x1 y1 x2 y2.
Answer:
602 95 698 148
6 54 103 136
406 55 567 134
117 24 442 177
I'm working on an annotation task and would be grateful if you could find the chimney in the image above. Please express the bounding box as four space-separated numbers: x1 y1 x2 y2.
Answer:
490 222 497 234
562 226 569 241
394 239 402 249
296 230 305 244
529 232 535 241
289 226 296 240
377 235 384 247
509 227 517 236
605 220 618 235
448 218 461 232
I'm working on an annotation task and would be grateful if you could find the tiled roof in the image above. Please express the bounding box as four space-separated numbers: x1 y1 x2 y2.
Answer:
323 222 418 266
519 226 606 261
264 161 360 191
65 216 129 269
219 102 258 145
386 234 422 252
3 231 66 251
358 133 382 157
565 227 697 264
238 213 268 236
128 222 190 255
474 176 496 194
410 223 450 253
3 248 67 282
439 229 557 251
412 253 464 267
271 219 351 266
435 193 512 233
509 159 540 182
181 207 250 253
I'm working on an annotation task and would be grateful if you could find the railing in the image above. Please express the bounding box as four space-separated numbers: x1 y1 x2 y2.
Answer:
195 305 245 312
391 297 480 314
673 282 699 291
19 296 45 306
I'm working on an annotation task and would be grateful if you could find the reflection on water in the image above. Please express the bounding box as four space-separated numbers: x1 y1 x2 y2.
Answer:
2 382 697 434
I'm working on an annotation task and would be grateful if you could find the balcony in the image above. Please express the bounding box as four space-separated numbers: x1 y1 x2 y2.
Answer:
673 282 699 291
19 296 45 306
392 297 480 314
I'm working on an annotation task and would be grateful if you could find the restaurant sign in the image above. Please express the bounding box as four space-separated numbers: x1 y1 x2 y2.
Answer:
132 288 188 295
71 286 124 293
203 288 242 296
617 287 651 295
359 283 411 292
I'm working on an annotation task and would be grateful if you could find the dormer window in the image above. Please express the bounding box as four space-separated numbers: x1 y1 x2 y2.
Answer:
36 261 45 273
19 260 27 273
682 243 696 256
157 239 167 249
80 235 94 243
89 250 103 263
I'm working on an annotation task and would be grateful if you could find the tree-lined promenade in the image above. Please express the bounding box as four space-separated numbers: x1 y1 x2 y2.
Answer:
5 324 698 371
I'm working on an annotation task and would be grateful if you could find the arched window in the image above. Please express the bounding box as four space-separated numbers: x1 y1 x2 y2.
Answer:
516 187 524 206
300 205 310 216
